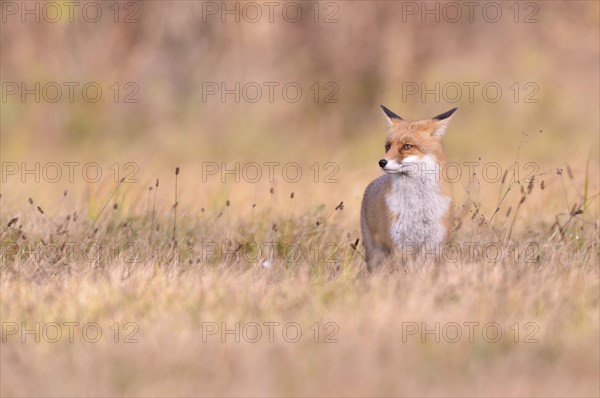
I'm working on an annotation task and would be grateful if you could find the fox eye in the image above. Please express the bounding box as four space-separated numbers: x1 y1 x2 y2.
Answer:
402 144 413 150
385 143 391 152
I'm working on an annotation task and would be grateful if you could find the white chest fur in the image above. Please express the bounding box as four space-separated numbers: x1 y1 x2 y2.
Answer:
384 157 451 248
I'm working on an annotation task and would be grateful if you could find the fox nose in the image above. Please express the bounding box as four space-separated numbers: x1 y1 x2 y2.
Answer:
378 159 388 168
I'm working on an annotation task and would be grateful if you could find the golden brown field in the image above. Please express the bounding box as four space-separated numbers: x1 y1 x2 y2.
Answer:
1 1 599 397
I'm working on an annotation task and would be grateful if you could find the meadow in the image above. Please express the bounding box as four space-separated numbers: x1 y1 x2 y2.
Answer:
1 1 599 396
1 148 598 396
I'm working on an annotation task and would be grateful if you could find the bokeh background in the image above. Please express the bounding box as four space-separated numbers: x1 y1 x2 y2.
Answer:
1 0 598 214
1 2 599 397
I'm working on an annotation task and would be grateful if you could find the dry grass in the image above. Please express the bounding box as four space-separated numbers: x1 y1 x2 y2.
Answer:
1 2 599 396
1 159 598 397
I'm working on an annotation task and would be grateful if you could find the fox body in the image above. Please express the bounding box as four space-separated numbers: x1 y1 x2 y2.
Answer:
360 106 456 270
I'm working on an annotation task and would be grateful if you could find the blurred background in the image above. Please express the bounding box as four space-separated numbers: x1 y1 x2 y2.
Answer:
1 0 598 216
1 4 599 396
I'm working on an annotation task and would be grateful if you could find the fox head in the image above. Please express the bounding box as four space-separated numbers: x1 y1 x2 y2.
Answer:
377 105 457 176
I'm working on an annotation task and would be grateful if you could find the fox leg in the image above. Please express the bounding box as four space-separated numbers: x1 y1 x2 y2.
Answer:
366 246 390 271
363 231 390 272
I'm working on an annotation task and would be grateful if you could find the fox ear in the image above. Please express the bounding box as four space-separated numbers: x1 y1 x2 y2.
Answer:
431 107 457 138
380 105 403 128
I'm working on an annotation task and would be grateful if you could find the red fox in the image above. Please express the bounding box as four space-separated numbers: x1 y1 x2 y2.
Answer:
360 105 457 270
